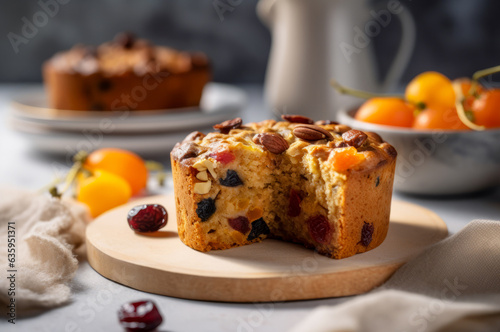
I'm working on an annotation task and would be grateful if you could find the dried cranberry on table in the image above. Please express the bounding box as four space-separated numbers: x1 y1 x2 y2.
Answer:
127 204 168 232
118 300 163 332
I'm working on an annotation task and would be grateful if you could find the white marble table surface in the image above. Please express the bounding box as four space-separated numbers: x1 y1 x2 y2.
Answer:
1 84 499 332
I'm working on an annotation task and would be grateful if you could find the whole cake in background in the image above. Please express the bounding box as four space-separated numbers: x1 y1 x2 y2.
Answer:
171 115 397 259
43 32 211 111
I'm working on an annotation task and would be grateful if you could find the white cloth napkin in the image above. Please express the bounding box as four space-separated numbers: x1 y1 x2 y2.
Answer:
291 219 500 332
0 187 89 315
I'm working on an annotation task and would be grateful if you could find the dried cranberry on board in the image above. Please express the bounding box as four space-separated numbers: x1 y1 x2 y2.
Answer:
306 215 332 244
196 198 216 222
118 300 163 332
127 204 168 232
287 189 302 217
360 222 374 246
228 216 250 234
247 218 270 241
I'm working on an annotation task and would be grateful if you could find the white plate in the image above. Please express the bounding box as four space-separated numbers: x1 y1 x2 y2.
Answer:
9 83 246 156
10 117 212 156
10 83 245 134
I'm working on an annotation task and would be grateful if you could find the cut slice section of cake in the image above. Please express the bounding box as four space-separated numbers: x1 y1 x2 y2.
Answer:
171 116 397 259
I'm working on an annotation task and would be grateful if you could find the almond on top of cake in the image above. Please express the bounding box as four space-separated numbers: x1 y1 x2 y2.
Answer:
171 115 397 259
43 32 210 111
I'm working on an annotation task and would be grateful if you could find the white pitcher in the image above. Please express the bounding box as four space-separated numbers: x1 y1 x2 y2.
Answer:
257 0 416 120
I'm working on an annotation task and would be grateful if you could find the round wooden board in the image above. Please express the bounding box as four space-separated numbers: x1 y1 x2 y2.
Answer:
86 195 448 302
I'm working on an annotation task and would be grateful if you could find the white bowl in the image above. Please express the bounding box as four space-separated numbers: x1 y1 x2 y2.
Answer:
339 109 500 195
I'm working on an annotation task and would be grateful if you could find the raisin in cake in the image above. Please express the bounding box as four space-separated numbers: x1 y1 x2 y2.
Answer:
43 32 210 111
171 115 397 259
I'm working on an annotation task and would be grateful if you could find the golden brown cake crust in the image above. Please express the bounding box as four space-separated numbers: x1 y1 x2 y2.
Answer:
43 33 210 111
171 117 397 259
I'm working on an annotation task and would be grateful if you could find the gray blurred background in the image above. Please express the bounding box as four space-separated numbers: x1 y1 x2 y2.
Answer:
1 0 500 85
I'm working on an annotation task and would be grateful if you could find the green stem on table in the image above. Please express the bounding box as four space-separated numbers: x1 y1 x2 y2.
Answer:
46 150 89 198
58 161 83 195
48 186 62 198
39 177 64 195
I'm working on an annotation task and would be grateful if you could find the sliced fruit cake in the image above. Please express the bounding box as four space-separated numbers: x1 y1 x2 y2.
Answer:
171 115 397 259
